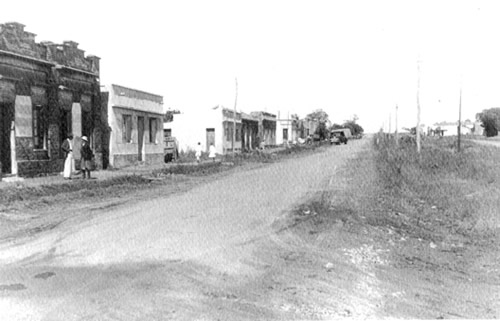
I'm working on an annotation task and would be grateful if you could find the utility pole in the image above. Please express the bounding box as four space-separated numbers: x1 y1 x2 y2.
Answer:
388 113 392 134
395 105 399 145
416 57 421 154
458 78 462 152
233 77 238 156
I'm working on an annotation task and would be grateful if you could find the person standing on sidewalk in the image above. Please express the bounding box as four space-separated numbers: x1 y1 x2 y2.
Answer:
80 136 94 179
195 142 203 163
208 144 217 162
61 134 74 180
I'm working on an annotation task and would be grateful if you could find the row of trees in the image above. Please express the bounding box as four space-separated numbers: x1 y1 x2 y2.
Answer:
476 108 500 137
305 109 364 140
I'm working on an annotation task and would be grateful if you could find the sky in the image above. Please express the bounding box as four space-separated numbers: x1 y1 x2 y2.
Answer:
4 0 500 133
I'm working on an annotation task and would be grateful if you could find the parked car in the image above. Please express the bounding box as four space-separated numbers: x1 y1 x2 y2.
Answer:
330 131 348 145
164 136 179 163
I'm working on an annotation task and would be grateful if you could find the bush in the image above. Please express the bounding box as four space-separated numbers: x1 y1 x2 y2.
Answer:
372 133 500 236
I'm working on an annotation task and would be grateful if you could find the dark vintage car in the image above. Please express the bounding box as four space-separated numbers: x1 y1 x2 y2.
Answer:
330 131 348 145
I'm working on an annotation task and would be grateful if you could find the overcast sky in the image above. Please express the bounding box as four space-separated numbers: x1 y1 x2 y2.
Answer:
4 0 500 132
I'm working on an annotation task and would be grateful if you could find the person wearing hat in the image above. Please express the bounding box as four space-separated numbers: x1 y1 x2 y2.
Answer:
80 136 94 179
61 134 74 179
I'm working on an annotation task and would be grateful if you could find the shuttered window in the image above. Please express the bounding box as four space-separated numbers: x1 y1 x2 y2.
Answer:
122 114 132 143
149 117 158 144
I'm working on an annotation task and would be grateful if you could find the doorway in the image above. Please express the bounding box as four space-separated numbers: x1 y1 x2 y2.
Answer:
0 102 13 174
137 116 144 161
206 128 215 152
60 108 72 159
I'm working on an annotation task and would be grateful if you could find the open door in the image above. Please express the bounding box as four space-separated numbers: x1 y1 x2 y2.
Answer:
206 128 215 152
0 102 13 174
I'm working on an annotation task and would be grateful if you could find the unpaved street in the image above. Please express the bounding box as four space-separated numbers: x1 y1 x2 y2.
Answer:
0 141 365 320
2 138 498 320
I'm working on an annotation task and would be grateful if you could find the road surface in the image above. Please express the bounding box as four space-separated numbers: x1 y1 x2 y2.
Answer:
0 140 366 320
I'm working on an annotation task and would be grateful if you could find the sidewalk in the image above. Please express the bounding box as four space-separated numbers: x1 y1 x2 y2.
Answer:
0 145 299 189
0 161 189 189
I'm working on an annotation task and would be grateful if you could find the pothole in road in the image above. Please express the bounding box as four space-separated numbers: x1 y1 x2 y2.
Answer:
0 283 27 291
34 271 56 280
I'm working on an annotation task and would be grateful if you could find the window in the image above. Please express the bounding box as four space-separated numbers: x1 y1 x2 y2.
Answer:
122 114 132 143
149 117 158 143
164 128 172 138
235 128 240 141
33 105 47 149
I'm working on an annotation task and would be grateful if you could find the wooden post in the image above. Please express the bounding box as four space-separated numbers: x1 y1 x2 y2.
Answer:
458 80 462 152
388 112 392 134
395 105 399 146
416 57 421 154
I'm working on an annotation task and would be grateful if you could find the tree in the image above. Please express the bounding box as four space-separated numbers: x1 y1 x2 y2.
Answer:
164 109 181 123
343 120 364 136
315 121 329 140
330 123 344 130
306 109 329 122
477 108 500 137
306 109 330 140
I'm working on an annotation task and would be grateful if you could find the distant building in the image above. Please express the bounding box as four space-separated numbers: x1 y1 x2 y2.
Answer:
250 111 277 147
430 121 474 136
101 84 164 168
0 22 103 177
298 118 320 139
276 112 298 145
164 105 242 155
241 112 259 151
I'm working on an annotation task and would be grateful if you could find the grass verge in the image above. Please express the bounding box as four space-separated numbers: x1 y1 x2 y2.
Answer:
0 175 154 210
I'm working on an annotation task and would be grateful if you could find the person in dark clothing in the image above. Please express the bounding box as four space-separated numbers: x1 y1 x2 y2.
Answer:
80 136 94 179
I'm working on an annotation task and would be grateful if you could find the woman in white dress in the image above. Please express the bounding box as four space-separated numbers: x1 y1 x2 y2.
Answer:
195 142 203 163
61 134 74 179
208 144 216 162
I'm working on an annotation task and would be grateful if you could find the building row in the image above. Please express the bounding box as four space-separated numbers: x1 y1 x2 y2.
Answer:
164 107 306 155
0 22 321 177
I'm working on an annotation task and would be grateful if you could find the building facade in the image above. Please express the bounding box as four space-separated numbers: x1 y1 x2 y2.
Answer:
241 112 259 151
0 22 102 177
250 111 277 147
102 84 164 168
164 105 242 155
276 113 298 145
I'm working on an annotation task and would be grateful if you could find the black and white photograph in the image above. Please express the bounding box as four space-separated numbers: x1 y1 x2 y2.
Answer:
0 0 499 319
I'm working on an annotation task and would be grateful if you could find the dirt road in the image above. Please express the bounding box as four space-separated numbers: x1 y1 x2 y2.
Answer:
0 141 366 320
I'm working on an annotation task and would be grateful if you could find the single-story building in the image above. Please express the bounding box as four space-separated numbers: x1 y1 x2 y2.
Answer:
250 111 276 147
241 112 259 151
298 118 320 139
102 84 164 168
430 121 472 136
164 105 242 155
0 22 103 177
276 112 298 145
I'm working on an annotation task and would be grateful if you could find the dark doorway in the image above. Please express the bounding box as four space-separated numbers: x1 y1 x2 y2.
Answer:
60 108 72 158
0 102 13 174
206 128 215 152
137 116 144 161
